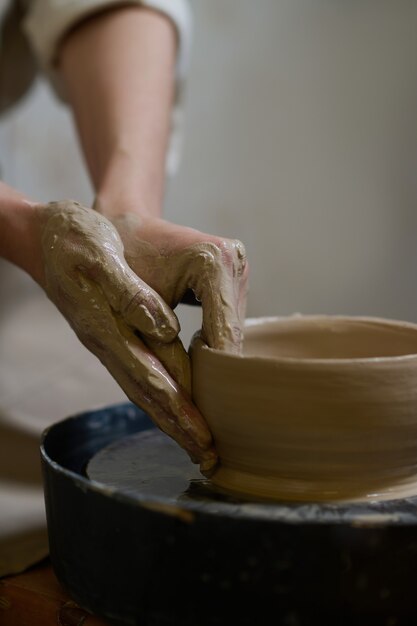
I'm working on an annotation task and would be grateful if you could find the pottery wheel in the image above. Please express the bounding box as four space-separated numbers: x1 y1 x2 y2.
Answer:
86 430 203 501
42 403 417 625
86 429 417 525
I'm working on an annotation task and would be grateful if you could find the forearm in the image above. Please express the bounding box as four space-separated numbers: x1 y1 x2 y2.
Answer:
0 182 43 284
58 6 177 219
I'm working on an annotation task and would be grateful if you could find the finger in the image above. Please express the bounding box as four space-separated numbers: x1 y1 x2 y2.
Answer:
143 336 192 395
89 256 180 343
237 255 250 325
184 240 248 352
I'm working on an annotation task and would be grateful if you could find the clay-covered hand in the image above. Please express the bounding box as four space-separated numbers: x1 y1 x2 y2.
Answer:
36 201 217 475
106 213 249 353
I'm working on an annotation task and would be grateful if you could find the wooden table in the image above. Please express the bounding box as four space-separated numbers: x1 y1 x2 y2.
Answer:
0 558 110 625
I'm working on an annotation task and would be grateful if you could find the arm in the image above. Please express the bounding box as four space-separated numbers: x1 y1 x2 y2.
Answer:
0 182 43 283
58 5 175 218
58 5 248 350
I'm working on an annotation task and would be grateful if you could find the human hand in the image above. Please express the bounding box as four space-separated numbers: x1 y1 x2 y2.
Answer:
35 201 218 475
106 213 249 353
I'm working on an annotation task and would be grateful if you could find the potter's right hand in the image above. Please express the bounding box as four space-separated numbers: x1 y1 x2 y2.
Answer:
34 201 217 475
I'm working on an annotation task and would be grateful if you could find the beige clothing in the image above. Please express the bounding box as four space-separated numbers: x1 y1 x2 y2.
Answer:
0 0 191 578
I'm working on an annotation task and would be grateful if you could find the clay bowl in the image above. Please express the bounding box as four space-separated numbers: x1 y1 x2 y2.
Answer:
190 314 417 502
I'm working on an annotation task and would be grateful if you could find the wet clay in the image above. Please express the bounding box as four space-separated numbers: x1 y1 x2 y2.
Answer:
191 315 417 502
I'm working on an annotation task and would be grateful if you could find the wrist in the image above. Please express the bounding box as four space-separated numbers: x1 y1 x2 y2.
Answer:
0 184 44 284
93 147 164 219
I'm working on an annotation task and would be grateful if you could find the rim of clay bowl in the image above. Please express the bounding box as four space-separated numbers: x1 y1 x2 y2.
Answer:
192 314 417 365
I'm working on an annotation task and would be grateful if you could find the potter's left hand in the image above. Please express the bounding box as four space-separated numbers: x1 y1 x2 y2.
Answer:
35 201 220 476
105 213 249 353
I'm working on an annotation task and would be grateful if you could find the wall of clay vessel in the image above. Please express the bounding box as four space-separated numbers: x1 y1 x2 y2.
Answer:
2 0 417 348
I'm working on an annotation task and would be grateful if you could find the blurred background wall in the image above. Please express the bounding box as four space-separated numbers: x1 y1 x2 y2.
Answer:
2 0 417 347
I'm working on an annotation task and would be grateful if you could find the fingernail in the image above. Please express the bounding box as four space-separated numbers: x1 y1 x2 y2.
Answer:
199 453 219 478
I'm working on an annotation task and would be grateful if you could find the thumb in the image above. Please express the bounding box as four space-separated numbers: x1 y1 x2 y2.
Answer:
93 257 180 343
